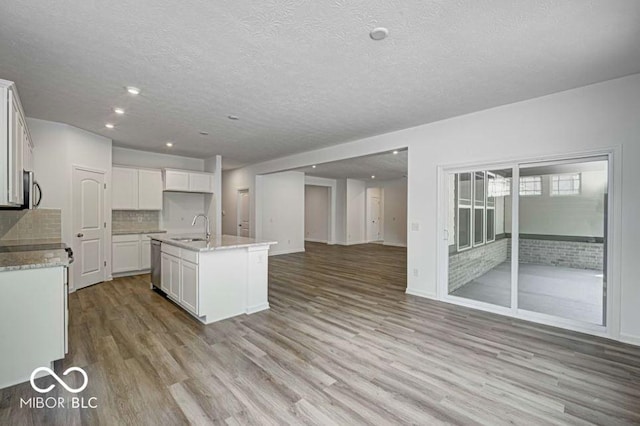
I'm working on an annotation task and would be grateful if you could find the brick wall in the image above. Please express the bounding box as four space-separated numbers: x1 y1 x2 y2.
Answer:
448 239 508 292
507 238 603 270
112 210 160 232
0 209 62 241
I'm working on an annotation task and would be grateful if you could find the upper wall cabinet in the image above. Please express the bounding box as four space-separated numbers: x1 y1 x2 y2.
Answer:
0 79 31 207
112 166 163 210
163 169 214 194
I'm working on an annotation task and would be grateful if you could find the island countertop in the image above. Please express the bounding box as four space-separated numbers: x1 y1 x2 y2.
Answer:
150 234 277 252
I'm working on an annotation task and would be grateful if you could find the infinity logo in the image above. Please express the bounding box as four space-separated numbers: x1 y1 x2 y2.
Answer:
30 367 88 394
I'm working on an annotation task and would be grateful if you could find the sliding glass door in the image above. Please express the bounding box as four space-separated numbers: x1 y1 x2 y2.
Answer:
516 158 608 326
444 154 610 330
447 168 513 308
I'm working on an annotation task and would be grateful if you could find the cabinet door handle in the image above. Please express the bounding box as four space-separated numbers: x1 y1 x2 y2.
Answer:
77 233 84 238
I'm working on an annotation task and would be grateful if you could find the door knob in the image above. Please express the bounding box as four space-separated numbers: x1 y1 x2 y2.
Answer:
77 233 84 238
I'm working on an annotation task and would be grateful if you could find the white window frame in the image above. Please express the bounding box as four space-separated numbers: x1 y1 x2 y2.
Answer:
519 175 542 196
551 173 581 196
456 173 472 252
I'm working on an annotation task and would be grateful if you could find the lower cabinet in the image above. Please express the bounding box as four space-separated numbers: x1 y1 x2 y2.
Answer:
0 266 66 389
160 245 199 315
180 260 198 314
112 233 161 275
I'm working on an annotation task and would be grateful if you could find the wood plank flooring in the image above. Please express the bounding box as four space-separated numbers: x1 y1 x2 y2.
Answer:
2 242 640 425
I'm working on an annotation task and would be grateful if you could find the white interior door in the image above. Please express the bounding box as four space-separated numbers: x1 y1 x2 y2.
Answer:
73 168 105 290
237 189 250 237
367 195 382 241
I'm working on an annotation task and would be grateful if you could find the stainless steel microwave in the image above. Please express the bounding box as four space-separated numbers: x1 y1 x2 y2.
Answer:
0 171 42 210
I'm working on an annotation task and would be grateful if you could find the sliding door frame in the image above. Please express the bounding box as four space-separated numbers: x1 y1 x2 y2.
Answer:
436 147 621 340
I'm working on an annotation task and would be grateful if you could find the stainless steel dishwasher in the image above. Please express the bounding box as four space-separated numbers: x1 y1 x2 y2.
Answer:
151 240 161 289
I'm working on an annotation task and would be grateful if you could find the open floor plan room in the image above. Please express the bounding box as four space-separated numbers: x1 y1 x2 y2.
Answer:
1 1 640 424
2 243 640 425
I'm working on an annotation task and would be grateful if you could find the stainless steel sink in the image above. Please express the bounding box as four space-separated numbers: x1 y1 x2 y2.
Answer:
171 237 207 242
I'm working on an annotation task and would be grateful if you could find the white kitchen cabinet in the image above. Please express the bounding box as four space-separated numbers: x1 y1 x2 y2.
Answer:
163 170 190 191
168 254 180 300
160 253 171 293
138 169 163 210
0 266 66 389
163 169 214 194
1 80 30 207
112 233 160 275
112 235 141 273
180 260 198 314
112 166 163 210
112 167 139 209
189 172 214 193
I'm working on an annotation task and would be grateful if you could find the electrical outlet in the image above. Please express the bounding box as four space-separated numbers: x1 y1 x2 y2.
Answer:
413 268 419 277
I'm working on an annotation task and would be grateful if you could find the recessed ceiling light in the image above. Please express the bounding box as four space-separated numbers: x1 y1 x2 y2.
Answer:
126 86 141 95
312 165 317 169
114 107 125 115
371 175 376 179
199 131 209 136
369 27 388 41
228 115 239 120
105 123 114 129
393 150 399 155
165 142 173 147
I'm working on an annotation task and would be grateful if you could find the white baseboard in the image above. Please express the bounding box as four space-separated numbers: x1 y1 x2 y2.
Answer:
383 242 407 248
246 303 270 314
620 333 640 347
269 247 305 256
304 238 328 243
405 287 437 300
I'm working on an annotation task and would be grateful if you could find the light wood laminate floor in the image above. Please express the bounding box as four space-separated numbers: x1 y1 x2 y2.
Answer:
2 242 639 425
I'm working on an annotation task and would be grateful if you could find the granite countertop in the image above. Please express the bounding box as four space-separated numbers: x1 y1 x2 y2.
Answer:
0 248 70 272
112 229 167 236
0 238 63 248
150 234 277 252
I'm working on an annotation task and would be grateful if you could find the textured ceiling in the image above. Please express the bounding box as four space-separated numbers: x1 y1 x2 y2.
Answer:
295 150 407 181
0 1 639 169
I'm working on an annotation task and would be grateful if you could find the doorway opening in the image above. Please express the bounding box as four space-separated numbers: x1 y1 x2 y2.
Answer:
304 185 331 243
441 153 611 332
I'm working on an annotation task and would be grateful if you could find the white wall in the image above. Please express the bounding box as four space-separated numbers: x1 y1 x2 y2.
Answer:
346 179 366 245
304 185 330 243
112 146 210 234
381 178 407 247
505 170 607 237
28 118 112 289
335 179 347 244
220 74 640 345
256 171 305 256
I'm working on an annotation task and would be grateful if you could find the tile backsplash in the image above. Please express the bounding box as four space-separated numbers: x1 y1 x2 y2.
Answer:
0 209 62 241
113 210 161 232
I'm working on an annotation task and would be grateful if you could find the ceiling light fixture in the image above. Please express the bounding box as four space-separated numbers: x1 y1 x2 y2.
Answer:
228 115 239 120
393 150 399 155
126 86 141 95
105 123 114 129
166 142 173 147
114 107 125 115
369 27 389 41
371 175 376 179
312 165 317 168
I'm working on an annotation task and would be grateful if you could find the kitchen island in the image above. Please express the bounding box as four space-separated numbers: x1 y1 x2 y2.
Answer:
150 234 276 324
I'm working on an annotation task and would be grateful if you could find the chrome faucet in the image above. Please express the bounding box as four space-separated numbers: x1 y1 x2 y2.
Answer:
191 214 211 240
